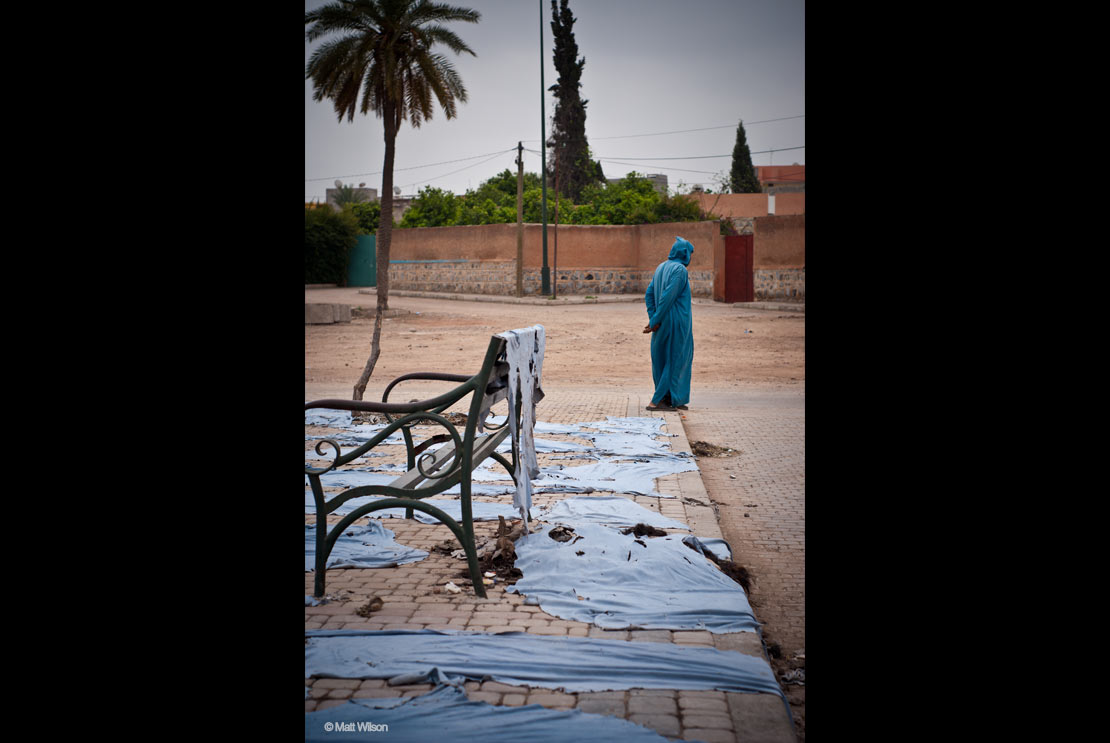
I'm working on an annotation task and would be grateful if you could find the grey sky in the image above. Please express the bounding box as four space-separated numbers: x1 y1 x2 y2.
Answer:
304 0 804 203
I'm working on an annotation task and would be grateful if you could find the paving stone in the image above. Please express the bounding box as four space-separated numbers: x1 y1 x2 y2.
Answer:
679 696 730 714
682 729 737 743
480 681 530 694
726 693 795 743
527 691 576 708
351 688 403 699
313 678 362 690
465 691 503 705
681 711 734 730
576 698 627 717
627 713 681 738
628 695 677 715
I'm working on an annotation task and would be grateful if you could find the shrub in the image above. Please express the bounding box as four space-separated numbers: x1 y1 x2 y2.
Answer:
347 201 383 234
305 206 359 285
399 186 461 228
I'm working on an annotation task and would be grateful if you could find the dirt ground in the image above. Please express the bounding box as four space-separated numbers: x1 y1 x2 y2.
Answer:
304 289 805 401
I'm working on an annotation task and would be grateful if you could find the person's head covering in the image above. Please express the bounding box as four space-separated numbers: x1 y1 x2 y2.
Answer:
668 236 694 266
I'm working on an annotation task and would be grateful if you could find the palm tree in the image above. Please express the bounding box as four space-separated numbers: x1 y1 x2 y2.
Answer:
305 0 481 400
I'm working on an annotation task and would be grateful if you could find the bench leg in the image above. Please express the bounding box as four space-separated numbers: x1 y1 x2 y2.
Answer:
458 479 488 599
314 516 328 598
308 475 330 598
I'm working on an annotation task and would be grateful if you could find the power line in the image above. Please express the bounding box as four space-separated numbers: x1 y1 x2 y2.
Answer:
589 115 805 141
398 149 516 191
599 146 804 161
600 160 720 175
522 114 804 144
305 148 514 183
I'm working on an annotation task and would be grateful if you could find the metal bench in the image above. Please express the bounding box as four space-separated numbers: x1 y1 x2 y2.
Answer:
305 333 532 599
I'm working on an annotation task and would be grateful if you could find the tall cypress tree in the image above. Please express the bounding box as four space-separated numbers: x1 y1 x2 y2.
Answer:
729 120 762 193
548 0 603 202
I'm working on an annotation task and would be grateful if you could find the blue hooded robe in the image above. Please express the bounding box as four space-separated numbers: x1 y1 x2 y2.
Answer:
645 237 694 407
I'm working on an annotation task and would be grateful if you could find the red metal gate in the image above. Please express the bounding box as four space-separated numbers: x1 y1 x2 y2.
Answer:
724 234 753 303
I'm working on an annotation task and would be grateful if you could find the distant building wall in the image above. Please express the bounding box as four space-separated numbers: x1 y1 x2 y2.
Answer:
690 192 805 219
605 173 668 196
757 164 805 193
325 187 378 211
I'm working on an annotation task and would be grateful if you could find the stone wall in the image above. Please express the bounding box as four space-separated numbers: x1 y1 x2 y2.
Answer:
388 261 715 297
755 268 805 301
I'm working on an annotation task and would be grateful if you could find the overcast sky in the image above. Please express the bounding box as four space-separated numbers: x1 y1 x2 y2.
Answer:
304 0 804 203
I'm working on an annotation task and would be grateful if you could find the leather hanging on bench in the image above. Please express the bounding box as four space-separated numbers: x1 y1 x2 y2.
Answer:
496 325 546 529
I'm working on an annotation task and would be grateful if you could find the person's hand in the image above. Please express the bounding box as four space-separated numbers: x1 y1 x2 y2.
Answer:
643 323 660 334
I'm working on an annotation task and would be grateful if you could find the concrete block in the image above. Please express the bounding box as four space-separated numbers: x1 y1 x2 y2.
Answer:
305 303 351 324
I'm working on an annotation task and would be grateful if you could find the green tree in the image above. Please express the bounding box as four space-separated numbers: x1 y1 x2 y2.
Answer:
347 200 384 233
729 120 761 193
305 205 359 285
305 0 481 400
547 0 604 202
399 186 461 227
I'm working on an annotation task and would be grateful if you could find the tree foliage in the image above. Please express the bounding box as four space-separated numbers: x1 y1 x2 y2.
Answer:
305 205 359 285
729 120 761 193
394 170 712 227
346 200 384 234
547 0 604 202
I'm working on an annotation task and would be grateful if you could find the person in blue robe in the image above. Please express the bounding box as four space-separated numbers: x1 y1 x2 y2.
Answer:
643 237 694 410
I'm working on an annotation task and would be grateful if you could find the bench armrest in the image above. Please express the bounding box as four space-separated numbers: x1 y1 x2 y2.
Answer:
381 372 471 406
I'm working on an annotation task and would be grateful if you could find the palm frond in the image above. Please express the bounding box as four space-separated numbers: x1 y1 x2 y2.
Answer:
307 0 478 128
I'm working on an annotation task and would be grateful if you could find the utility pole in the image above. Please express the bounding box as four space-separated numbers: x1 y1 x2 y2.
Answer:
539 0 550 295
553 159 559 299
516 141 524 297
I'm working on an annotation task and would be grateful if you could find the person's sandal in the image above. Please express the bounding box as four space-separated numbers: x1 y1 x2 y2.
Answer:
646 403 675 411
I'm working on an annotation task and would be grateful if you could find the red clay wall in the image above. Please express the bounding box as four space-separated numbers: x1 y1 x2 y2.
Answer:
387 221 722 297
389 221 719 269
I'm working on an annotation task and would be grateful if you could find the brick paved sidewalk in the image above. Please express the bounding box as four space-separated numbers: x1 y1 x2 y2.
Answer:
305 388 796 742
679 388 805 740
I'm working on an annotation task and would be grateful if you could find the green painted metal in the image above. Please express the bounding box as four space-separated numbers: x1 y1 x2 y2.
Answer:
347 234 376 287
305 335 524 599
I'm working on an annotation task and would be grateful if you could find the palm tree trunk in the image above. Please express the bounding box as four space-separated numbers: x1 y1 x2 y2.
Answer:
352 108 398 402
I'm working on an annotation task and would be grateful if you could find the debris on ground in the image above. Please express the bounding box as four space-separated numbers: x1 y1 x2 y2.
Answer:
317 589 354 604
350 412 389 425
548 525 577 542
431 539 459 555
355 596 384 617
443 581 462 594
690 440 740 457
780 668 805 686
452 516 526 586
620 523 668 538
682 539 753 593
